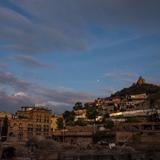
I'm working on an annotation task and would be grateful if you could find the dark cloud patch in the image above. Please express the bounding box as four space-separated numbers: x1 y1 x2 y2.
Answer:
76 0 160 32
0 70 96 113
0 70 31 91
32 87 96 113
0 64 8 70
0 90 34 112
0 4 87 54
36 87 96 105
12 55 50 69
0 0 159 54
0 87 95 113
0 0 33 20
14 0 160 32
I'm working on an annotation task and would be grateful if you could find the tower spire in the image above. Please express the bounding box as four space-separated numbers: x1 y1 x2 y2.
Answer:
137 76 145 85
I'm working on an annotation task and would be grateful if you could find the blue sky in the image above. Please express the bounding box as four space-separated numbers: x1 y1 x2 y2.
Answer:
0 0 160 113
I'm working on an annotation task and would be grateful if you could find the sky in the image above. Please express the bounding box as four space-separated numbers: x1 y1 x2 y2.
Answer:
0 0 160 113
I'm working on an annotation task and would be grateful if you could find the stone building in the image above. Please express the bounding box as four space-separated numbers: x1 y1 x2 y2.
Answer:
116 122 160 145
8 106 52 141
51 114 63 131
74 109 87 121
52 126 93 145
137 76 146 85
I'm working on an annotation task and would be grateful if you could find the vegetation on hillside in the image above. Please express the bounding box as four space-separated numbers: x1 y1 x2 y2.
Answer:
63 111 75 125
86 106 98 120
104 119 114 129
56 117 64 129
112 83 160 97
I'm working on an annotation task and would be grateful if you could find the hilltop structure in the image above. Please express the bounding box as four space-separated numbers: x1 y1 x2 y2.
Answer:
137 76 146 85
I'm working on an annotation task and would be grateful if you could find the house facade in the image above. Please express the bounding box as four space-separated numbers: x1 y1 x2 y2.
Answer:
8 106 52 141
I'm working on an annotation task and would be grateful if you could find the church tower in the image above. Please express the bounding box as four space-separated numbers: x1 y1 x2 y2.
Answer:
137 76 145 85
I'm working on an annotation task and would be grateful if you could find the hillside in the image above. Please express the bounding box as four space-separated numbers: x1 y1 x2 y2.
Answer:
111 77 160 99
113 83 160 97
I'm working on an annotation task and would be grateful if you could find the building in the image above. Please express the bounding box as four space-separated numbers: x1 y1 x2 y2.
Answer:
116 122 160 145
137 76 146 85
74 109 87 121
129 93 148 100
52 126 93 145
51 114 63 131
110 108 160 118
8 106 52 141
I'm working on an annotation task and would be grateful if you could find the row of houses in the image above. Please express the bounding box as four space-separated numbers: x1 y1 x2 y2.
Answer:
0 94 158 143
94 93 148 109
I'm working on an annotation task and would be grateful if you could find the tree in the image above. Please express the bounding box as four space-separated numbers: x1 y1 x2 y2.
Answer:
92 131 115 143
104 119 114 129
101 113 110 123
1 115 8 141
75 118 87 126
86 106 98 120
84 103 92 108
63 111 75 125
73 102 83 110
56 118 64 130
126 117 138 123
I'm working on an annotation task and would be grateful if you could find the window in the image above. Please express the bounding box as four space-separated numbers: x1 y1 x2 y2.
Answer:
143 125 152 130
28 124 33 132
13 123 17 126
18 133 23 140
154 125 160 130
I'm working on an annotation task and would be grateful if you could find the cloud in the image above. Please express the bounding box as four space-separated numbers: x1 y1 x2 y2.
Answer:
0 70 96 113
0 87 96 113
47 101 74 113
0 0 159 54
0 90 34 112
11 55 50 69
14 91 28 97
0 3 87 54
0 64 8 70
0 70 31 91
36 87 96 104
